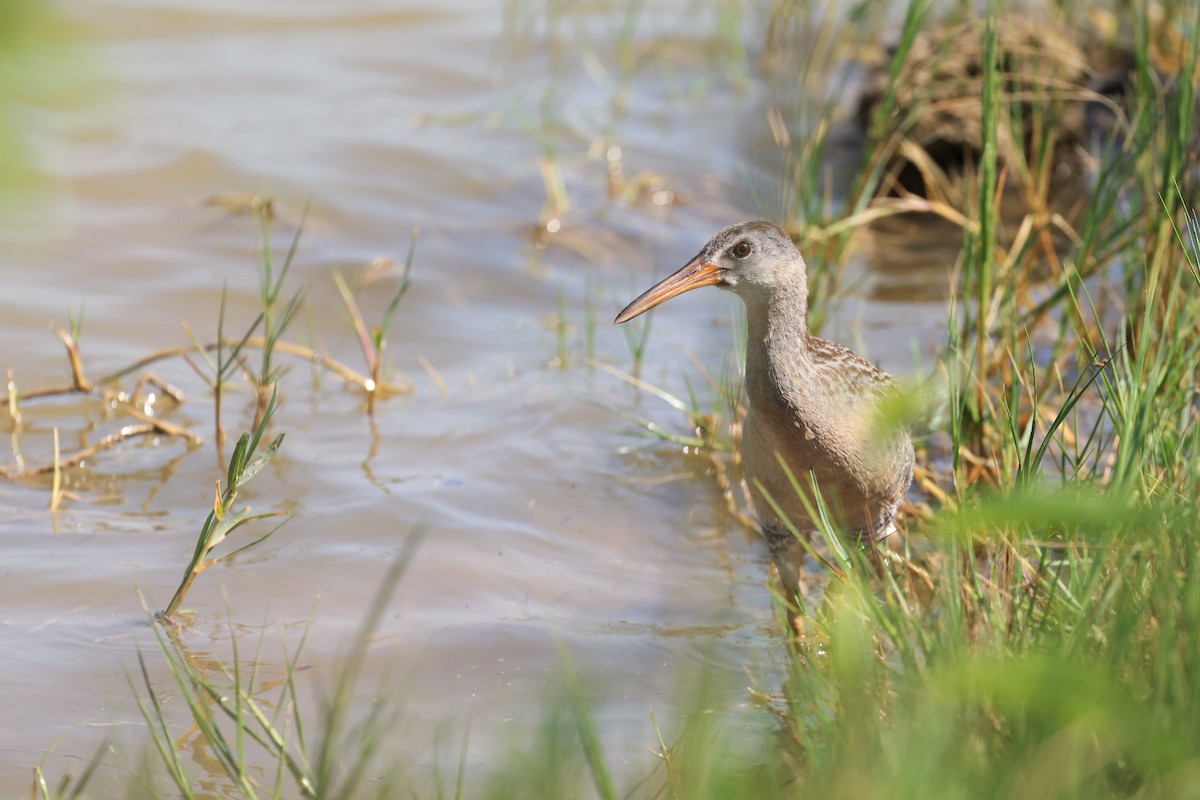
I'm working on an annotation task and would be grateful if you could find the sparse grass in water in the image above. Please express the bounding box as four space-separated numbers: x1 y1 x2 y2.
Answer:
555 287 571 368
615 292 653 376
129 532 426 799
161 388 287 620
250 204 307 430
2 199 414 487
184 281 260 449
333 226 419 412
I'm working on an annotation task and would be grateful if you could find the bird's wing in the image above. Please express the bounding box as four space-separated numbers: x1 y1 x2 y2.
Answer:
805 335 896 401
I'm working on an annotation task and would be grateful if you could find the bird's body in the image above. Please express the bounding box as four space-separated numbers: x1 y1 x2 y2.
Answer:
615 221 913 595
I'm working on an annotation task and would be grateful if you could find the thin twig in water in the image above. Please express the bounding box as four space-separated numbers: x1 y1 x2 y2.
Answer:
123 407 202 444
418 355 448 400
1 424 157 480
587 358 687 412
58 328 92 393
130 372 187 406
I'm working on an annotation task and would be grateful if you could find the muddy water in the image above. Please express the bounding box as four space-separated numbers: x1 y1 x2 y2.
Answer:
0 1 947 793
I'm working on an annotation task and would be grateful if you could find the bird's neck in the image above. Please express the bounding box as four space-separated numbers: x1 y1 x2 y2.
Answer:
743 280 811 409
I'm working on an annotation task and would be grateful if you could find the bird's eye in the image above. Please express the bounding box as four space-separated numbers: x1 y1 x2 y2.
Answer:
732 241 752 258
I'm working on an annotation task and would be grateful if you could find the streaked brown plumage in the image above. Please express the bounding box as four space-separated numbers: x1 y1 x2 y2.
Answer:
615 221 913 596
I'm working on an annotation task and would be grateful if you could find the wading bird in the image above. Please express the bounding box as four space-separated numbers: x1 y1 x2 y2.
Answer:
615 221 913 597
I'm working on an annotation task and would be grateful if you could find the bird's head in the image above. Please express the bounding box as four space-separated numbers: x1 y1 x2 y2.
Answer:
614 220 804 324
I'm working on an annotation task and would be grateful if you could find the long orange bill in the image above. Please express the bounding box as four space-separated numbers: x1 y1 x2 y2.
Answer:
613 257 721 324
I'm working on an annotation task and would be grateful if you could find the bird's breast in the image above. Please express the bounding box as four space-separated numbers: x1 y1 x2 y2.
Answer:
741 388 896 536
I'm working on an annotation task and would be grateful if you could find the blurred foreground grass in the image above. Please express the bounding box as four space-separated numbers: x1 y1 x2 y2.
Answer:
0 0 91 201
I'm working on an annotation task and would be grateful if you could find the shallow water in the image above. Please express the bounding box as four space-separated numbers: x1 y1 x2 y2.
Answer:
0 1 949 793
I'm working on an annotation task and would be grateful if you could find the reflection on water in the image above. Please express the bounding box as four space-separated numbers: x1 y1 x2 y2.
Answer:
0 0 953 793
